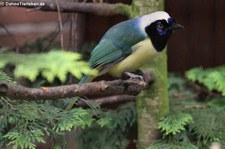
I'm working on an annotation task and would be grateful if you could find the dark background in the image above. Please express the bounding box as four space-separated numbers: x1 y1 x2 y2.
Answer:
166 0 225 72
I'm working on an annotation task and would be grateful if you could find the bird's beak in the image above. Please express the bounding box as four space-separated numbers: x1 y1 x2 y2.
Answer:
170 23 184 30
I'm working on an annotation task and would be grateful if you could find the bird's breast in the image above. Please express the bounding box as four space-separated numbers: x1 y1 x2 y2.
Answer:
108 39 160 77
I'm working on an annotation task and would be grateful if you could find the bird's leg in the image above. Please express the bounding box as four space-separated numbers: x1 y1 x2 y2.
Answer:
124 71 144 81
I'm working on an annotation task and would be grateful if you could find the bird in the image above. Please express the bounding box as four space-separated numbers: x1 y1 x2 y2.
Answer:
64 11 183 110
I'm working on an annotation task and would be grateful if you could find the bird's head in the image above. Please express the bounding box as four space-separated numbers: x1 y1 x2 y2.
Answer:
139 11 184 52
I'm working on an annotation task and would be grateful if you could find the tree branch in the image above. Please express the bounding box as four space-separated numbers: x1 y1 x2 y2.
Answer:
2 0 130 16
77 95 135 107
0 78 151 101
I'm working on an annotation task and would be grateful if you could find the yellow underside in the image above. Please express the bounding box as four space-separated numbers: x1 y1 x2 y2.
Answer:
107 39 160 77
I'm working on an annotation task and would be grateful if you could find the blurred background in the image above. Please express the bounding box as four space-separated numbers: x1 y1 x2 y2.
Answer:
1 0 224 73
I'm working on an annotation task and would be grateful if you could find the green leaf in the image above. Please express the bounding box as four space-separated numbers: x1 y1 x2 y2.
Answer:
147 140 198 149
97 117 112 127
208 97 225 109
4 129 45 149
0 50 98 83
186 66 225 95
78 103 136 149
53 108 93 132
0 71 13 83
158 112 193 135
188 108 225 145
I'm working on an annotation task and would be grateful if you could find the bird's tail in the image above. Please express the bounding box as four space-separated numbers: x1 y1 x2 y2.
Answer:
63 75 94 110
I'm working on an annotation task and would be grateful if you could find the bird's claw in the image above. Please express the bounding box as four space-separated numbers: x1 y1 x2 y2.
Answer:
124 72 144 81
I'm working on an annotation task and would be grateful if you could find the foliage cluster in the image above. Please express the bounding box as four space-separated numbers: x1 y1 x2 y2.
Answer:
78 102 136 149
0 86 93 149
186 66 225 95
0 49 137 149
149 72 225 149
0 68 95 149
0 50 97 83
0 61 135 149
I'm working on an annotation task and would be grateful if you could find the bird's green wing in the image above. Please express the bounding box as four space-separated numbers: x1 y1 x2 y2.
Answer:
89 39 131 69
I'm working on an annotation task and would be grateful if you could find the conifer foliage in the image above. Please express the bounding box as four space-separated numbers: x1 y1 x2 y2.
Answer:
186 66 225 95
0 50 98 83
149 72 225 149
0 61 95 149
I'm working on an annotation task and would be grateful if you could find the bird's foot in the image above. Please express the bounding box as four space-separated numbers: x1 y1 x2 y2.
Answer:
124 72 144 81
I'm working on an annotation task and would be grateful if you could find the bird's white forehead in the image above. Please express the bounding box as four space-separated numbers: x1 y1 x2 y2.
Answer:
139 11 171 35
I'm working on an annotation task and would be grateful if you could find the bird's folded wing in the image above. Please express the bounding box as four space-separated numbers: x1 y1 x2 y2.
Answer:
89 39 129 68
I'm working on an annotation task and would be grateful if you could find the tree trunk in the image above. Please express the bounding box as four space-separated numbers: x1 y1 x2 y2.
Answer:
136 51 169 148
69 13 86 52
131 0 169 148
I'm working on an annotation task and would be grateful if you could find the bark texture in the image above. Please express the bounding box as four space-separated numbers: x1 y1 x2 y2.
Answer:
133 0 169 148
0 79 148 101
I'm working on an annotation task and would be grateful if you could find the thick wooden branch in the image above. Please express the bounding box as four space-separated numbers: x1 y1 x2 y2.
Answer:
2 0 130 16
77 95 135 107
0 79 150 101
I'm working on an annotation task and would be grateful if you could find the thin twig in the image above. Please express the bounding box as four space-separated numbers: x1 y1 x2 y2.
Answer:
44 15 69 51
69 13 75 51
76 95 135 107
74 0 78 51
54 0 64 50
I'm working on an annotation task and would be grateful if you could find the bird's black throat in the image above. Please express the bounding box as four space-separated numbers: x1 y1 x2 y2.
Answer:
145 20 172 52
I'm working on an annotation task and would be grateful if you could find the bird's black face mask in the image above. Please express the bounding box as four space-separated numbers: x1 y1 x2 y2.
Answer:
145 18 183 52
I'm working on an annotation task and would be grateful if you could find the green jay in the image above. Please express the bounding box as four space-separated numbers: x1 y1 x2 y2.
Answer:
65 11 183 110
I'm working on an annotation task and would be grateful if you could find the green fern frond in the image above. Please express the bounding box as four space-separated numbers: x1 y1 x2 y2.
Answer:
147 140 198 149
78 103 136 149
208 96 225 109
0 71 13 83
0 69 97 149
188 108 225 145
53 108 93 132
0 99 95 149
186 66 225 95
4 129 45 149
158 112 193 136
0 50 98 83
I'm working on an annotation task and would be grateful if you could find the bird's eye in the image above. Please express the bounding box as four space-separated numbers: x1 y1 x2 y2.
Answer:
157 24 164 29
